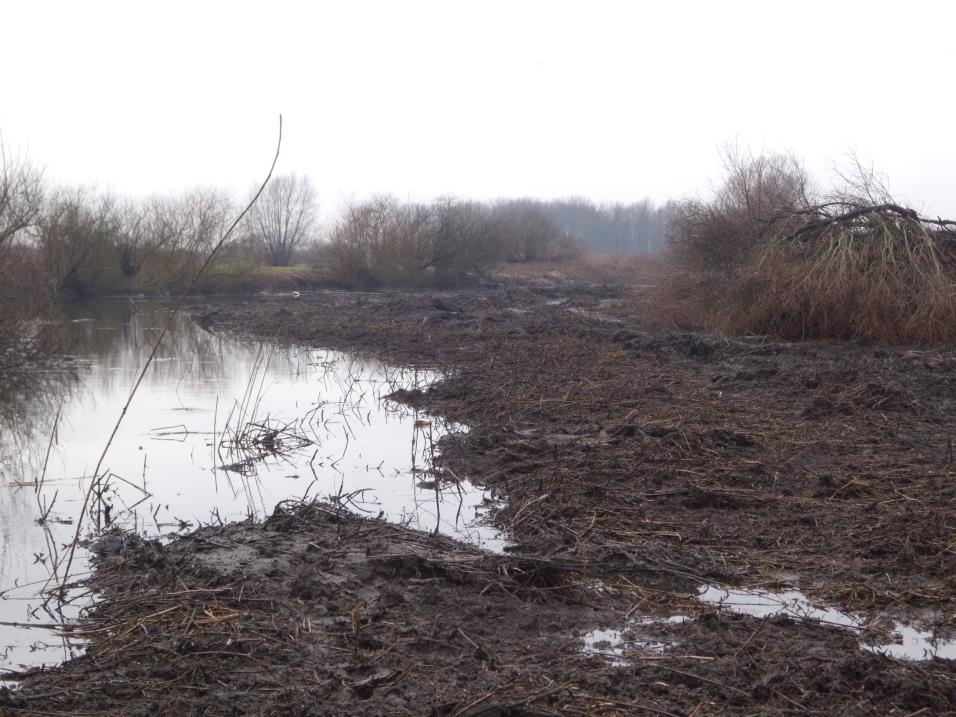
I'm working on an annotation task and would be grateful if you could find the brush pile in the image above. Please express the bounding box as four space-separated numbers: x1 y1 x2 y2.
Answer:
661 151 956 343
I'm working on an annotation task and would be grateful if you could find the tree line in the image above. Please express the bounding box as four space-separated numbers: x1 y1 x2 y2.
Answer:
0 153 319 297
526 197 677 255
1 142 672 298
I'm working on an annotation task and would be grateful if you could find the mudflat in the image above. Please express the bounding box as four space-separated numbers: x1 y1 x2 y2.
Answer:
5 280 956 715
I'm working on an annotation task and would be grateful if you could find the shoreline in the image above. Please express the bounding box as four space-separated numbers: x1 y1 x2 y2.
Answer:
4 279 956 714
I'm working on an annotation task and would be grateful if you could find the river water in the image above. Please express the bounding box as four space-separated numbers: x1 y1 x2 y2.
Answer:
0 299 504 674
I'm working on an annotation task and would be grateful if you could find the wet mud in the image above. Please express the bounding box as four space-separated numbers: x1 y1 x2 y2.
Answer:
5 279 956 714
4 503 954 716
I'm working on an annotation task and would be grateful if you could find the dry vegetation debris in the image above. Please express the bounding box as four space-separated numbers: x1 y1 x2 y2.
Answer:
660 150 956 343
6 279 956 714
5 502 954 716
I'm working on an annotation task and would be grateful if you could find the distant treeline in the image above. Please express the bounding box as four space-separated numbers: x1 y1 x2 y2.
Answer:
517 197 678 255
0 135 674 311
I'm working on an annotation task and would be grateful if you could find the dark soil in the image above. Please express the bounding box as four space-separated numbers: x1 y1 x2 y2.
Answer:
5 279 956 715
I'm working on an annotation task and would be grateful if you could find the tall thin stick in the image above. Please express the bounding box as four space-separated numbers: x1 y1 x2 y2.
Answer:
56 116 284 594
37 398 63 496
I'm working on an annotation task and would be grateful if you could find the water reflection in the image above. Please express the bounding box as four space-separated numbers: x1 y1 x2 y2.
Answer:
0 299 504 673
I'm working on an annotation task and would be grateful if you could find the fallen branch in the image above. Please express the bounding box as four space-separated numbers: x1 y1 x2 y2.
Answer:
776 202 956 243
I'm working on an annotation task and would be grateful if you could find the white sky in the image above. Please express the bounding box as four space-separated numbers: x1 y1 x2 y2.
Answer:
2 0 954 219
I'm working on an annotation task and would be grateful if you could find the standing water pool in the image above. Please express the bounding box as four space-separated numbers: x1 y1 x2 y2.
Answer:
0 299 504 674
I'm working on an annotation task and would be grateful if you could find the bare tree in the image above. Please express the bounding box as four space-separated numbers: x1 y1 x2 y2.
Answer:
492 200 560 262
667 147 813 272
38 188 122 295
0 136 44 248
0 137 46 366
426 197 501 277
329 196 502 284
246 174 317 266
525 197 675 254
137 188 232 287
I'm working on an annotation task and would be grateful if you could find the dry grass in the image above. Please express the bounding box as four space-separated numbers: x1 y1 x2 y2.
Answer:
495 253 658 285
656 151 956 344
735 217 956 343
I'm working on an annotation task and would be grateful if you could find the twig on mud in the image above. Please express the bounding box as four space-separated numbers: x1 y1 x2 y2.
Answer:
650 664 750 697
733 615 770 658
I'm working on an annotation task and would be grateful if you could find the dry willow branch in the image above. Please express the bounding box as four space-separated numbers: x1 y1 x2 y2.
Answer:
56 116 284 595
780 203 922 242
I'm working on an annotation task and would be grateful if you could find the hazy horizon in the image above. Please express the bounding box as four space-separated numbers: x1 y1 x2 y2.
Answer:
3 0 954 221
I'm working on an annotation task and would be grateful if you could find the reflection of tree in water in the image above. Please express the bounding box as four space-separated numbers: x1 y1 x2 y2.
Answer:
0 365 80 483
0 298 502 671
66 300 238 384
5 299 447 524
58 299 310 396
1 300 439 490
0 361 80 603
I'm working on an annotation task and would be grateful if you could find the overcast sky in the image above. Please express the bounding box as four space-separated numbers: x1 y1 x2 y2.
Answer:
2 0 954 219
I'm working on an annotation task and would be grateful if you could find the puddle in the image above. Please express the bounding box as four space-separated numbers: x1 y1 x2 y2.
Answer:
584 587 956 666
866 624 956 661
581 615 686 667
582 627 674 667
582 628 630 666
698 584 956 662
697 585 862 628
634 615 691 626
0 299 506 674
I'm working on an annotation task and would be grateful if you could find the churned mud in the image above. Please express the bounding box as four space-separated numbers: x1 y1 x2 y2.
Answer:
5 278 956 715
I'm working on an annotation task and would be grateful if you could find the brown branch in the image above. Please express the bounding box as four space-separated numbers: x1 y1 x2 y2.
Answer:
784 203 920 241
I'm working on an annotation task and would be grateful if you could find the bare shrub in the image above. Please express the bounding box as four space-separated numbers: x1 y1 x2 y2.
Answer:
667 147 812 273
38 188 125 296
0 139 53 369
492 200 560 262
328 196 501 285
245 174 317 266
327 196 401 283
36 187 233 296
659 149 956 344
134 189 233 290
427 197 502 280
299 237 334 269
735 207 956 343
551 233 586 263
0 137 44 249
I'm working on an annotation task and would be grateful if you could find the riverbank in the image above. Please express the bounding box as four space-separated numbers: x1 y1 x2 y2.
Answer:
5 279 956 714
4 501 954 716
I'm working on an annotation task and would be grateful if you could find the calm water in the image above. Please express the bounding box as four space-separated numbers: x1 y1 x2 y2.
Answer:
0 299 503 674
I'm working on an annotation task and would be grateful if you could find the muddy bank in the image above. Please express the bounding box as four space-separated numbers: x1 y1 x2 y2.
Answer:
4 501 955 716
192 284 956 618
5 280 956 714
